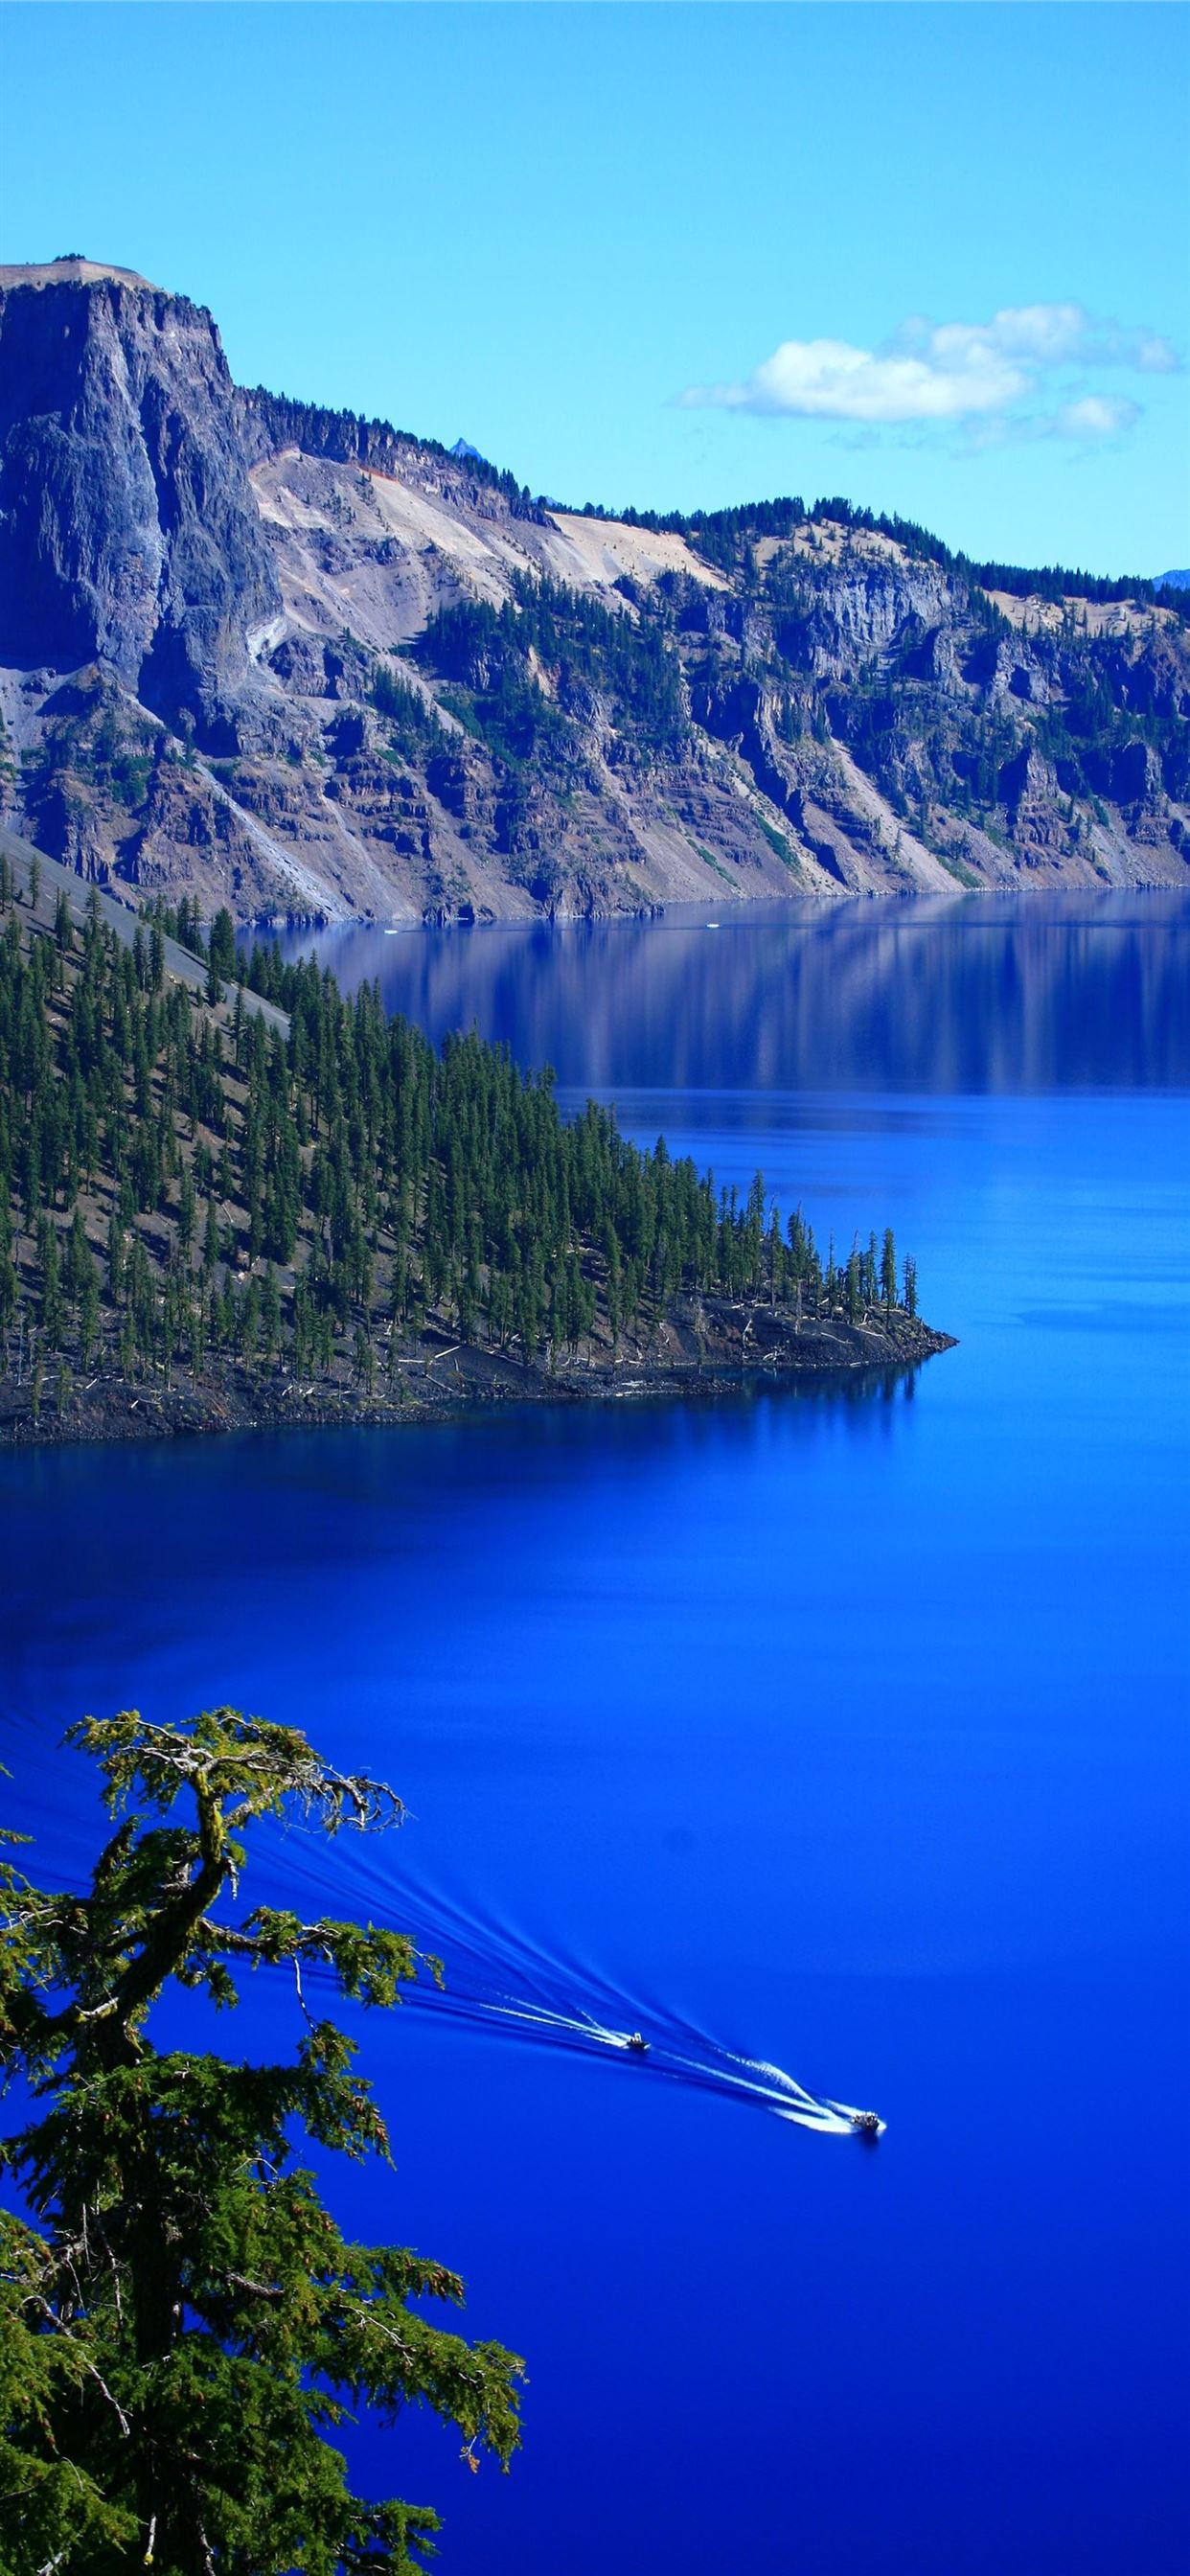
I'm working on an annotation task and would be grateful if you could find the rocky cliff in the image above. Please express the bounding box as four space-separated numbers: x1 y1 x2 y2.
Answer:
1 260 1186 924
0 260 278 739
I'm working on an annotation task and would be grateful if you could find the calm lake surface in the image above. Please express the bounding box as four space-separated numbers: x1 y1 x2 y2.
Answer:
3 894 1188 2574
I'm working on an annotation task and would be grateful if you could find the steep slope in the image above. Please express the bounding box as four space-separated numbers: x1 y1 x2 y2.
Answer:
1 263 1186 925
0 827 949 1448
0 262 278 729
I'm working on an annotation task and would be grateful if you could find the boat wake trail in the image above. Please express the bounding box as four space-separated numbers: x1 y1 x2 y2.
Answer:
0 1720 882 2142
267 1831 884 2142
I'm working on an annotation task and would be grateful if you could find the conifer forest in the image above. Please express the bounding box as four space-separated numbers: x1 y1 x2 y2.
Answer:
0 851 935 1443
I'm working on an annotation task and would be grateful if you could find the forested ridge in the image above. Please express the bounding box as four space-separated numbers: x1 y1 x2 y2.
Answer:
584 489 1190 613
0 857 935 1442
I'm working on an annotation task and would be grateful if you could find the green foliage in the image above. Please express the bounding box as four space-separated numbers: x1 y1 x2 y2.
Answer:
589 491 810 570
754 814 802 874
208 908 237 980
370 665 454 765
0 1708 523 2572
21 692 162 833
418 572 685 760
959 556 1188 616
0 888 918 1410
143 894 207 964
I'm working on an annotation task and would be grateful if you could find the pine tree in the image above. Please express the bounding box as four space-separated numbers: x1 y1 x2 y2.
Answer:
845 1244 861 1323
208 906 237 980
262 1264 282 1367
106 1212 125 1307
0 1709 523 2574
178 1162 196 1251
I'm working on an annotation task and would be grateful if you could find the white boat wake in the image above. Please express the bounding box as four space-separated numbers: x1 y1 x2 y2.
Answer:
0 1718 884 2143
269 1829 885 2141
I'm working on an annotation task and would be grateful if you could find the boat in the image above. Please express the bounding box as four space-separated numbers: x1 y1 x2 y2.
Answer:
625 2031 650 2055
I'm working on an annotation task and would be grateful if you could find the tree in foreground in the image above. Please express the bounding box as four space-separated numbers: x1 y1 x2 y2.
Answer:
0 1709 524 2573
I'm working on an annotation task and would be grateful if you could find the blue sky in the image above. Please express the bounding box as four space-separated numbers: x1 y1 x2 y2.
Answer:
2 3 1186 574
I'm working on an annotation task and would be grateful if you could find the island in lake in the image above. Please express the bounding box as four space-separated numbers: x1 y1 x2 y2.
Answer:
0 831 952 1450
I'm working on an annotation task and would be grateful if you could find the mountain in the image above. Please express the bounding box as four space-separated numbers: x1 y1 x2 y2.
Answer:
1155 569 1190 591
1 262 1187 926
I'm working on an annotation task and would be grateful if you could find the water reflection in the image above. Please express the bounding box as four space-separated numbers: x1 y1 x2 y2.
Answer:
267 892 1190 1094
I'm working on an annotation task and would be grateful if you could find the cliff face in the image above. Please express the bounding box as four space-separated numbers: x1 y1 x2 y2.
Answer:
0 265 278 739
1 263 1187 925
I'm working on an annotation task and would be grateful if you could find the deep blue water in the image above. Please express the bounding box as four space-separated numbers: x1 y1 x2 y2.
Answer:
3 894 1189 2574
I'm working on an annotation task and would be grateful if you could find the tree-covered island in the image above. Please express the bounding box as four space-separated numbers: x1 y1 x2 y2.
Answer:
0 838 952 1447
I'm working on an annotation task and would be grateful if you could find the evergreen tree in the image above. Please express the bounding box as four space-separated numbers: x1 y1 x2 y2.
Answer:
845 1244 861 1323
178 1162 196 1252
207 908 237 981
0 1708 524 2574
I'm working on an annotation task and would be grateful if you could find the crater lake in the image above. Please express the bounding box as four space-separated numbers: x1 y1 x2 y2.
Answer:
3 892 1187 2575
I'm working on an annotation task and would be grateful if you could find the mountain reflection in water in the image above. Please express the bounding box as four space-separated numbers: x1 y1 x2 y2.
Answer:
272 891 1190 1094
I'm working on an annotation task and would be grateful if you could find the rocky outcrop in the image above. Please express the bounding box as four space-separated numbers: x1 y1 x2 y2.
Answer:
0 266 278 742
236 383 544 524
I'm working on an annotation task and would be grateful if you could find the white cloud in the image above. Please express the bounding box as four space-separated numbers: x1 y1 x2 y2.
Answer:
687 335 1027 424
1129 333 1179 375
680 303 1179 440
1047 394 1140 441
924 303 1087 368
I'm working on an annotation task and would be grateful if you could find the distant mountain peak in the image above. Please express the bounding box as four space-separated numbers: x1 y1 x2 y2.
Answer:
1155 567 1190 591
450 437 486 464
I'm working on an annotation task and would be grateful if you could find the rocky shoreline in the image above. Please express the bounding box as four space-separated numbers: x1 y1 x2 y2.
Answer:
0 1300 955 1451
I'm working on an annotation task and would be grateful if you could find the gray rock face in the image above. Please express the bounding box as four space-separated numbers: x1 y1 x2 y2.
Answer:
809 558 953 673
0 273 278 743
1 263 1187 925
